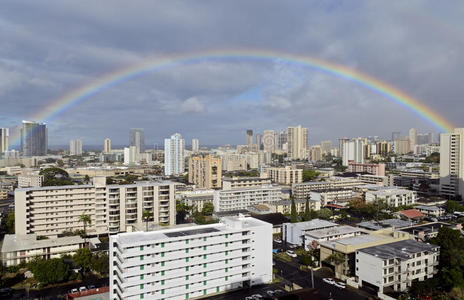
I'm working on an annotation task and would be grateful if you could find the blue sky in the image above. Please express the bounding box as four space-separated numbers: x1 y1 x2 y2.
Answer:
0 1 463 147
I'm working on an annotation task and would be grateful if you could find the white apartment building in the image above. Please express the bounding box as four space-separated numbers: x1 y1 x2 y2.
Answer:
440 128 464 198
15 177 177 238
292 178 362 201
282 219 338 247
303 225 367 250
124 146 139 165
342 138 365 166
1 234 94 267
287 125 308 160
213 185 281 212
222 177 271 190
263 130 275 153
104 138 112 153
192 139 199 153
365 188 417 207
266 166 303 185
0 128 8 154
309 189 354 206
18 174 44 188
165 133 185 176
70 139 83 156
356 239 439 293
110 216 272 300
177 190 214 213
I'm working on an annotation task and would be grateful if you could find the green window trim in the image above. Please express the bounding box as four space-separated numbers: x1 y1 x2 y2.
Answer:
225 234 229 238
186 266 189 271
140 274 144 280
140 265 144 270
186 249 189 253
161 252 165 257
225 242 228 247
203 263 207 268
140 246 144 251
186 240 189 244
161 270 165 276
225 267 228 272
203 246 207 250
140 294 144 299
186 275 189 280
161 262 165 267
203 237 207 241
203 254 207 259
203 272 207 277
186 284 189 289
225 251 228 256
216 287 220 292
203 289 207 295
225 276 228 281
203 281 207 285
140 255 144 261
161 243 165 248
186 257 189 262
161 289 165 295
140 284 144 289
161 280 165 285
225 259 228 264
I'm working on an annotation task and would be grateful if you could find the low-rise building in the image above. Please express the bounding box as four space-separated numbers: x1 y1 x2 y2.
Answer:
17 174 44 188
303 225 368 250
309 189 354 206
0 188 8 200
110 216 272 300
356 239 440 293
292 178 362 201
282 219 338 247
271 199 320 214
222 177 271 190
1 234 99 267
177 190 214 213
365 188 417 207
357 174 393 186
213 185 281 212
414 205 445 217
265 166 303 185
348 161 386 176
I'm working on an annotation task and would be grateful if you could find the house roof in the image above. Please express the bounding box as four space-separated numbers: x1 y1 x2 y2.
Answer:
250 213 289 226
400 209 424 219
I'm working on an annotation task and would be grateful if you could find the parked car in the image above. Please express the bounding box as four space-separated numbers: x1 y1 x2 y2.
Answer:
252 294 264 299
334 281 346 289
79 286 87 292
88 285 96 290
245 297 254 300
266 290 275 297
274 239 282 243
274 289 285 295
286 250 297 258
71 288 78 293
323 278 335 285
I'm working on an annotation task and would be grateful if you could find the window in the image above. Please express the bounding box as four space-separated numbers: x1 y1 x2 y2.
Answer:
161 289 165 295
161 262 165 267
204 263 207 268
225 251 228 256
140 246 144 251
186 275 189 280
216 287 220 293
161 243 165 248
161 252 165 257
204 254 207 259
186 257 189 262
140 265 144 271
186 266 189 271
186 240 189 245
203 237 207 241
203 246 207 250
140 294 144 299
225 234 229 238
140 274 144 280
203 272 207 277
186 293 189 299
161 280 165 285
225 242 229 247
225 276 228 281
161 270 165 276
140 255 144 261
186 284 189 289
225 268 228 273
140 284 144 289
204 281 207 285
225 259 228 264
203 289 207 295
186 249 189 253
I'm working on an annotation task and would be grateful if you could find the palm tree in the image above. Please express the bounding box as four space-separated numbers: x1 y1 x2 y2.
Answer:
79 213 91 243
142 210 151 232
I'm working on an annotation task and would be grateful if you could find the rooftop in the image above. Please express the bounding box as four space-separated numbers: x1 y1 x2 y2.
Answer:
399 209 425 219
15 180 177 192
305 225 366 239
284 219 337 231
1 234 89 253
359 239 439 260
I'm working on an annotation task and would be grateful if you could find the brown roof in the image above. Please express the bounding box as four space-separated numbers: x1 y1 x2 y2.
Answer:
400 209 424 219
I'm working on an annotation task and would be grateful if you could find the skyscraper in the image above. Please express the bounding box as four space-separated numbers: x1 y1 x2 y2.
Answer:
129 128 145 153
440 128 464 199
278 130 287 150
69 139 83 156
20 121 47 156
0 128 8 154
392 131 401 141
287 125 308 160
320 140 332 155
164 133 185 176
409 128 417 152
256 134 262 150
263 130 275 152
342 138 365 166
246 129 253 147
104 138 111 153
192 138 199 153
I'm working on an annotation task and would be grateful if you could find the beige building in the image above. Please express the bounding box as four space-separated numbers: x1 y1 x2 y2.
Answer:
188 155 222 189
393 139 410 155
18 174 43 188
288 125 308 160
0 188 8 200
15 177 177 238
309 145 322 162
222 177 271 190
104 138 111 153
292 178 362 201
440 128 464 198
266 166 303 185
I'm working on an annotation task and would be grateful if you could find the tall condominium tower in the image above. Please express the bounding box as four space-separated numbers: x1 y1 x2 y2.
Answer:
164 133 185 176
287 125 308 160
256 134 262 150
278 130 287 150
104 138 111 153
263 130 275 152
188 154 222 189
69 139 83 156
409 128 417 152
342 138 365 166
129 128 145 153
0 128 8 154
20 121 47 156
246 129 253 147
440 128 464 199
192 138 199 153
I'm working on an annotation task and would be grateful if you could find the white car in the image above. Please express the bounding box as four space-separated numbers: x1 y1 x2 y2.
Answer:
334 281 346 289
274 239 282 243
71 288 78 293
79 286 87 292
266 290 275 297
286 250 297 258
323 278 335 285
251 294 263 299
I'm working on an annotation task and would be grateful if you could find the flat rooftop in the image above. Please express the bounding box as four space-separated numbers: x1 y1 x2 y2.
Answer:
15 180 177 192
284 219 337 231
305 225 366 239
359 239 438 260
357 219 413 230
400 222 451 235
1 234 87 252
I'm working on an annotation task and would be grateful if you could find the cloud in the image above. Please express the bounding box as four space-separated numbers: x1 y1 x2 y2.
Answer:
180 97 206 113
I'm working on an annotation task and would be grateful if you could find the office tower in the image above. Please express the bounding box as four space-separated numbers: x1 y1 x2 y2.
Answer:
15 177 177 237
129 128 145 153
124 146 138 165
287 125 308 160
164 133 185 176
338 138 349 158
0 128 8 154
104 138 111 153
278 130 287 150
256 134 262 150
440 128 464 198
263 130 275 152
20 120 47 156
392 131 401 141
246 129 253 147
342 138 365 166
320 140 332 155
188 155 222 189
69 139 83 156
110 216 272 300
409 128 417 152
192 138 199 153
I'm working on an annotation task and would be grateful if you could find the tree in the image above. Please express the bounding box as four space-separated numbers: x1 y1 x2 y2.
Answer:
300 253 314 267
39 167 73 186
4 211 15 234
202 202 214 216
317 208 333 220
290 197 298 223
176 200 192 224
56 159 64 167
425 152 440 163
73 248 93 273
84 175 90 184
91 252 109 276
142 210 151 232
302 169 319 182
304 197 311 221
79 213 91 239
28 258 70 285
445 200 463 213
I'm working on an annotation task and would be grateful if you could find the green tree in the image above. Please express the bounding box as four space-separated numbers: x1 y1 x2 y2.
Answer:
176 200 192 223
201 202 214 216
317 208 333 220
445 200 463 213
304 197 311 221
28 258 70 285
39 167 73 186
300 253 314 267
4 211 15 234
425 152 440 163
142 210 151 232
302 169 319 182
290 197 298 223
79 213 91 242
73 248 93 273
56 159 64 167
91 252 109 276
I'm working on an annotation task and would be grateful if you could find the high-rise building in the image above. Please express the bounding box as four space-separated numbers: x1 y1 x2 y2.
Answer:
409 128 417 152
256 134 262 150
287 125 308 160
278 130 287 150
338 138 350 159
110 216 272 300
20 121 47 156
320 140 332 155
392 131 401 141
393 139 410 155
192 138 199 153
104 138 111 153
69 139 82 156
124 146 138 165
164 133 185 176
129 128 145 154
246 129 253 147
0 128 8 154
342 138 364 166
440 128 464 198
188 155 222 189
309 145 322 162
263 130 275 152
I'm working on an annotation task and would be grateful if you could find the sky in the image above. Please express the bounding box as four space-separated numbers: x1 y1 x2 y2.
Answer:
1 1 463 148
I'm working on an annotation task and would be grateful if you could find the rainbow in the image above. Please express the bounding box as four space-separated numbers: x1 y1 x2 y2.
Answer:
11 49 454 144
